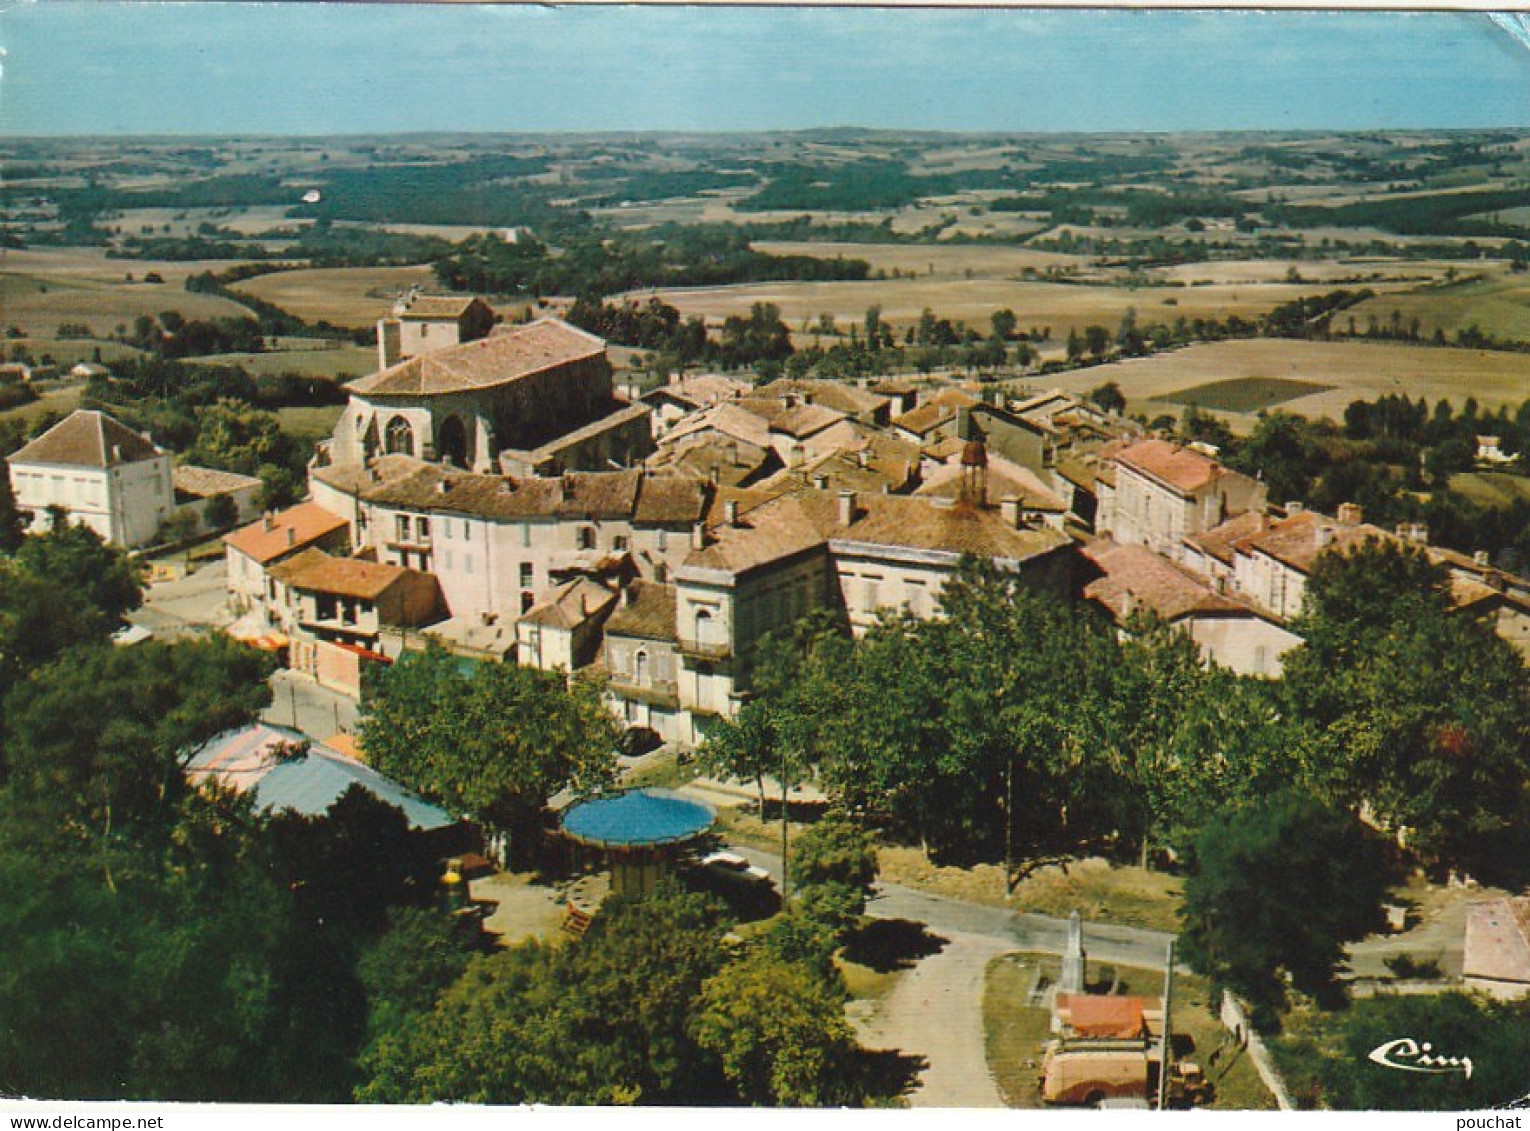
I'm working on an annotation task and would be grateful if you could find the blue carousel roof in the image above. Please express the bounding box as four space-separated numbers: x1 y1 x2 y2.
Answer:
561 788 715 849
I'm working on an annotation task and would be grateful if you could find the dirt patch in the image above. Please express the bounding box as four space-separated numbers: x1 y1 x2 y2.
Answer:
469 871 569 948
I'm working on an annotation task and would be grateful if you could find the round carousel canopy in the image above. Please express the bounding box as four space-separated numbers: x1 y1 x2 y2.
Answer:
561 787 715 850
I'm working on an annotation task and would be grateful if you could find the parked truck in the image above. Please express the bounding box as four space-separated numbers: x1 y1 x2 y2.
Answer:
1037 1039 1208 1108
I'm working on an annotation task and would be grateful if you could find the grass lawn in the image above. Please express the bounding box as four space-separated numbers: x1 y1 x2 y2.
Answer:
984 952 1277 1111
618 748 699 791
1447 470 1530 508
878 850 1186 934
274 405 344 443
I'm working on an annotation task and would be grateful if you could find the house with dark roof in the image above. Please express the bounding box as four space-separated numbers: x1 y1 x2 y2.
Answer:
669 486 1075 737
1080 540 1301 677
7 409 174 547
602 580 684 740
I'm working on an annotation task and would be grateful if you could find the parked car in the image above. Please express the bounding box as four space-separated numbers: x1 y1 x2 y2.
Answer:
700 850 773 886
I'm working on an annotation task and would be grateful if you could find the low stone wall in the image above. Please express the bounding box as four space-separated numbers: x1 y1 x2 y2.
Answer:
1219 990 1296 1111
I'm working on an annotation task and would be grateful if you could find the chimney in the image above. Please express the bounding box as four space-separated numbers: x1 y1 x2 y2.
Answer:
837 490 857 527
1000 495 1022 528
1314 524 1332 550
286 528 296 547
725 441 739 467
691 522 707 551
789 444 805 469
435 479 450 495
1286 501 1304 516
1337 502 1363 526
1474 549 1491 568
623 585 639 607
263 513 275 531
724 500 740 526
377 318 402 369
111 444 122 463
855 448 870 469
811 474 829 491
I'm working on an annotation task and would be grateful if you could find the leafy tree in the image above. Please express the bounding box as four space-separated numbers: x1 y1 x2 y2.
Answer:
265 784 441 934
1088 380 1127 415
1180 791 1396 1026
1228 411 1329 504
14 512 144 630
203 492 239 530
790 813 878 897
689 950 863 1106
359 645 617 862
1304 993 1530 1110
359 883 730 1105
1285 540 1530 879
0 469 25 552
357 905 478 1046
2 636 273 843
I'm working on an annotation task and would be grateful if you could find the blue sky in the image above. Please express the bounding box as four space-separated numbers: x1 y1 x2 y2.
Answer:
4 4 1530 135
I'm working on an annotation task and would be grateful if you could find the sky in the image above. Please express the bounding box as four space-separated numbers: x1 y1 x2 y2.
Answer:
4 3 1530 136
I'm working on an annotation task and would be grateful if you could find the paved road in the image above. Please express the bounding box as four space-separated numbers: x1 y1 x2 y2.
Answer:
262 669 360 742
853 930 1014 1108
727 841 1177 968
133 557 233 639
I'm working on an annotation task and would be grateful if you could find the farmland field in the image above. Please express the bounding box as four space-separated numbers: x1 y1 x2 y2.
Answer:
194 343 377 380
1043 339 1530 429
274 405 346 443
230 265 439 328
0 270 256 340
752 241 1089 279
1158 377 1336 414
627 278 1352 338
1345 272 1530 344
1447 470 1530 508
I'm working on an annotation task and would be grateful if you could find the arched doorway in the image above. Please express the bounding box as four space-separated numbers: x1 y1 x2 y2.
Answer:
437 415 469 468
385 415 415 456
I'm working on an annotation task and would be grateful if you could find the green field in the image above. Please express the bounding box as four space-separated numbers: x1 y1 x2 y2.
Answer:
1447 470 1530 507
1160 377 1336 414
1346 270 1530 344
196 343 376 380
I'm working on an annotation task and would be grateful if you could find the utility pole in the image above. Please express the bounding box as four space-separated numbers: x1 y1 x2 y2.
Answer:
779 742 790 908
1158 938 1175 1111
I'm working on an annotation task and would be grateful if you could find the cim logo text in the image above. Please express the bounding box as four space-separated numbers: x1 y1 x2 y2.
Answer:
1368 1037 1474 1079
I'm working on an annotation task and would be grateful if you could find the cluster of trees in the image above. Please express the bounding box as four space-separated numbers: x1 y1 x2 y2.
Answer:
120 310 267 359
703 553 1530 1022
1201 395 1530 568
0 514 456 1100
433 226 869 301
347 646 906 1106
359 877 896 1106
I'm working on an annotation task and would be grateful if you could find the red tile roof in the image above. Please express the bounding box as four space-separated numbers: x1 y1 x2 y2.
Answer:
223 502 348 565
1082 540 1247 622
1113 438 1229 495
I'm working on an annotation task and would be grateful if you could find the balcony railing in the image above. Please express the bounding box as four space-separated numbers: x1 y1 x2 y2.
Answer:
607 677 681 709
677 637 731 661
